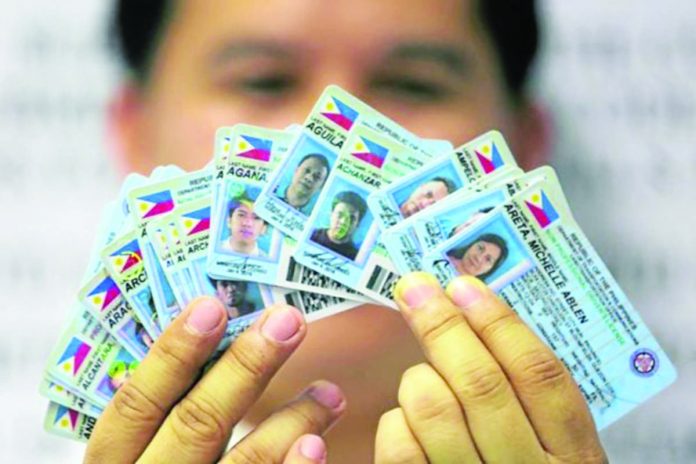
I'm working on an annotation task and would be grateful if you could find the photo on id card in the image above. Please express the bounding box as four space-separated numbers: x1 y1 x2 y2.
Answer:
208 183 283 284
94 348 139 401
367 131 516 230
294 171 378 288
433 211 534 291
255 131 337 238
383 187 509 276
176 197 273 327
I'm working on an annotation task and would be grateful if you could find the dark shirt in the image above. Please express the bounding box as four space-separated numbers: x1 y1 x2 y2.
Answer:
310 228 358 260
226 299 256 320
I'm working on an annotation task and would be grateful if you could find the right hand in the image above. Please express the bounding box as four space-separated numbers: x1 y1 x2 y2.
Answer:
85 297 345 463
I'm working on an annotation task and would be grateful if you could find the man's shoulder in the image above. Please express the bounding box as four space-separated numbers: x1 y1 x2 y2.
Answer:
310 228 329 241
239 300 257 316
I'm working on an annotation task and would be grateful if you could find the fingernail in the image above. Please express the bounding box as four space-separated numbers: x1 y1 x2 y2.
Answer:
299 434 327 461
185 298 224 335
447 276 488 309
394 272 441 308
308 381 345 410
261 307 301 342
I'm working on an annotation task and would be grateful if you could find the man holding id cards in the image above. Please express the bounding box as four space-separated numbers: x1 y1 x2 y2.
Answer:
81 1 612 463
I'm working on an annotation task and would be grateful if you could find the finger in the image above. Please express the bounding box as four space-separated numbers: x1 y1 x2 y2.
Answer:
374 408 428 464
139 304 306 463
398 363 481 464
393 272 546 463
446 276 607 462
85 297 227 464
282 435 327 464
222 380 345 464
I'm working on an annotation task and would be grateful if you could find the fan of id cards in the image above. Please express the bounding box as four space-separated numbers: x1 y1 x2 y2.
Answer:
41 86 676 442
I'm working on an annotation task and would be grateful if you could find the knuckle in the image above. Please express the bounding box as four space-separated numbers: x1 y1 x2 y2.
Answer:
479 310 520 342
221 338 270 385
111 380 164 425
376 409 425 464
554 446 608 464
453 363 509 403
401 362 431 381
151 337 197 373
406 391 457 425
399 364 457 424
225 441 276 464
418 307 465 348
282 402 326 434
512 349 568 392
377 446 423 464
171 394 227 447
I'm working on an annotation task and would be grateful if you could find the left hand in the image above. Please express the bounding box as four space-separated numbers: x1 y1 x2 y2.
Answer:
374 272 607 464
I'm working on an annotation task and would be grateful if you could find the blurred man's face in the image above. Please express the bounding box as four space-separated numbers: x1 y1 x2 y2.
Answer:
227 202 267 248
400 180 450 218
215 280 246 310
328 202 361 243
289 157 328 199
116 0 529 173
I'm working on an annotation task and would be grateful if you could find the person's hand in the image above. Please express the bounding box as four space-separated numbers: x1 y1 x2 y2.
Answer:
85 297 345 463
375 272 607 464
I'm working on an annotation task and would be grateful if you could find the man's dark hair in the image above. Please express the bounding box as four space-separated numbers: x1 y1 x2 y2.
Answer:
331 191 367 221
297 153 330 173
430 176 457 194
226 191 266 224
208 277 249 291
227 196 253 217
478 1 540 100
110 1 539 98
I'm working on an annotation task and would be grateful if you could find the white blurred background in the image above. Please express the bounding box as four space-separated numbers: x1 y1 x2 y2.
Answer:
1 1 694 462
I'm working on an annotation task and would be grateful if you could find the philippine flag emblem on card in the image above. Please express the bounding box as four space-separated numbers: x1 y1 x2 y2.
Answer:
320 96 358 131
54 405 79 431
87 276 121 311
525 190 560 228
235 135 272 162
475 141 504 174
135 191 175 219
351 137 389 168
181 207 211 236
57 337 91 376
109 240 143 273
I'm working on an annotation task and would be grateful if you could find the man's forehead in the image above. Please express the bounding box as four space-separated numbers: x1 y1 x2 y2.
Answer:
220 280 241 287
233 201 254 211
162 0 485 69
335 202 358 213
417 180 442 191
299 157 324 167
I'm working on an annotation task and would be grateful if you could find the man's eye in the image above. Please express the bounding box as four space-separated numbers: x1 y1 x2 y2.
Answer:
372 77 450 102
238 74 296 95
